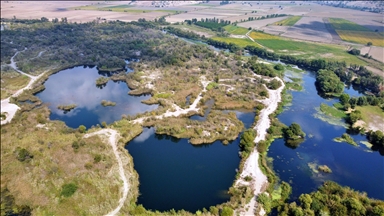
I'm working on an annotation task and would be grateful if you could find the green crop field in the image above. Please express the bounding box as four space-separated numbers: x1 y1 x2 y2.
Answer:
329 18 383 46
273 16 302 26
246 31 367 65
329 18 370 31
224 25 249 35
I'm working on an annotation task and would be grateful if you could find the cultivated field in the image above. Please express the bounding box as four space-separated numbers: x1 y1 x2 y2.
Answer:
237 16 288 29
280 16 333 43
248 31 366 65
0 1 172 22
272 16 302 26
329 18 384 47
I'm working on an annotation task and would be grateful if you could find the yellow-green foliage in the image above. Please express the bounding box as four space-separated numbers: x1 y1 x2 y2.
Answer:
206 82 218 90
273 16 302 26
249 31 279 40
154 92 172 99
336 30 384 47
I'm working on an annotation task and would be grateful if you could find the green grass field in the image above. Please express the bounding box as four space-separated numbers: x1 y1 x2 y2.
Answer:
273 16 302 26
320 103 347 119
224 25 249 35
329 18 383 47
211 37 262 48
172 24 216 36
355 105 384 126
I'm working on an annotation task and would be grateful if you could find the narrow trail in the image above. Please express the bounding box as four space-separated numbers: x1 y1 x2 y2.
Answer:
1 50 46 125
236 76 285 216
84 129 129 216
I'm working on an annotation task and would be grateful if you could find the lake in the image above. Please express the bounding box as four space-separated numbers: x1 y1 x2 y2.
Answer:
126 111 256 212
36 65 157 129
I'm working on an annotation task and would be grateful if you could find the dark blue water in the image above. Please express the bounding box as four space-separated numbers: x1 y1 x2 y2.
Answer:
126 110 255 212
268 71 384 201
36 66 157 128
126 127 241 212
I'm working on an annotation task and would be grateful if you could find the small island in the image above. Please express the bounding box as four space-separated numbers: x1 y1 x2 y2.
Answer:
283 123 306 148
95 77 110 86
333 133 357 146
318 165 332 173
57 104 77 112
101 100 116 107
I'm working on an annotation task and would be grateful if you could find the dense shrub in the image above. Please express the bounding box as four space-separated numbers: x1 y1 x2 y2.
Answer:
60 183 78 197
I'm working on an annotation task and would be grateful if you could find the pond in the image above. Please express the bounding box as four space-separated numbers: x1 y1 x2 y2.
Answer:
126 128 239 212
268 70 384 201
126 111 255 212
36 65 158 128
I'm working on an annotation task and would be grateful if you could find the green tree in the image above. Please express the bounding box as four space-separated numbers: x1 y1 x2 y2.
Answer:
367 42 372 46
78 125 86 133
339 93 350 105
220 206 234 216
299 194 312 209
210 206 219 215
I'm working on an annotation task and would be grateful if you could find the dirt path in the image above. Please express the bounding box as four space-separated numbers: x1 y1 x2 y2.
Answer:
236 76 285 216
133 76 210 124
1 50 46 125
84 129 128 216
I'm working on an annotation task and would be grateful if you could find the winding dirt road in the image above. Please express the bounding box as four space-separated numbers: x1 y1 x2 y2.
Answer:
1 50 46 125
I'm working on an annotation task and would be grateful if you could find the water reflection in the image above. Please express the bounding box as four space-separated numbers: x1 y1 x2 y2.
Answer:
36 66 157 128
268 70 384 201
126 127 240 212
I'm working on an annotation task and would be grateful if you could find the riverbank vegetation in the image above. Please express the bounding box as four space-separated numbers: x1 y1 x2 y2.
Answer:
277 181 384 215
333 133 358 146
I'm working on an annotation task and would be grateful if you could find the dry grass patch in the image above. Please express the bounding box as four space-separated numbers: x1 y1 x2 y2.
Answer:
1 105 139 215
0 68 30 99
